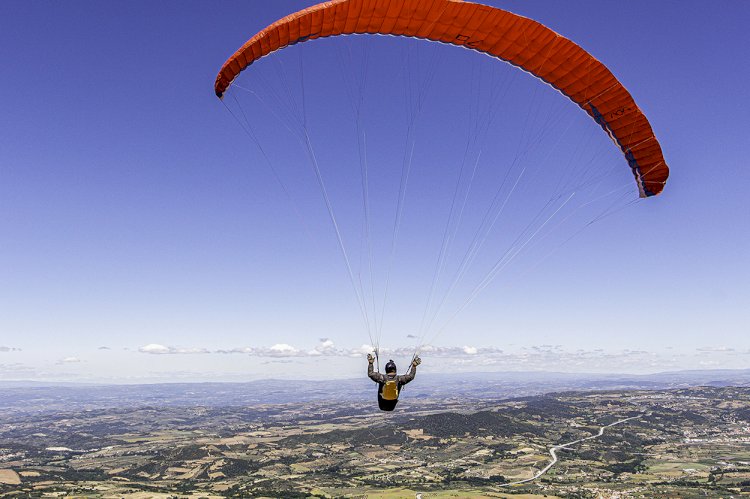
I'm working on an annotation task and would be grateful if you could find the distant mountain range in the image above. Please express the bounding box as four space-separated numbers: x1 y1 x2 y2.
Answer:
2 368 749 412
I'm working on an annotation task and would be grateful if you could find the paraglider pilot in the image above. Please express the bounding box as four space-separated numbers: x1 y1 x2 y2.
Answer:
367 354 420 411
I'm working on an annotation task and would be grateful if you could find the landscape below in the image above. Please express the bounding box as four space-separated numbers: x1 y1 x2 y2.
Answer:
2 374 750 498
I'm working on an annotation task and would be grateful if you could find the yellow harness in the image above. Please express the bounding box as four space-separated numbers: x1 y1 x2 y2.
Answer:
381 379 399 400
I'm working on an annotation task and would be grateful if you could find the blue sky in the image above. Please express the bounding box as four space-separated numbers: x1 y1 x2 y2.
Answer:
1 1 748 382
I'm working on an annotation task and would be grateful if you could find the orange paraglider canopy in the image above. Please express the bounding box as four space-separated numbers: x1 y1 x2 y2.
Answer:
215 0 668 197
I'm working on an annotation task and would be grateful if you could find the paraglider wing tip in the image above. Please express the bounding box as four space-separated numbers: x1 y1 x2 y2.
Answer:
214 72 228 99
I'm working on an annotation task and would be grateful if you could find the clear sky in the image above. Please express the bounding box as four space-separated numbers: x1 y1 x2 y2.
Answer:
1 1 748 383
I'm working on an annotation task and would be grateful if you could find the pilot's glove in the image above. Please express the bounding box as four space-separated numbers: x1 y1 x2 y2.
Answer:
412 356 421 367
367 353 374 364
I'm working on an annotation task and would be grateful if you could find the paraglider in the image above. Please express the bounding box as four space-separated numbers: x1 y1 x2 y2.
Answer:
214 0 670 410
368 354 421 411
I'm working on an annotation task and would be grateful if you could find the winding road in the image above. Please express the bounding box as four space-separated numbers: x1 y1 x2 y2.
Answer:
499 414 643 487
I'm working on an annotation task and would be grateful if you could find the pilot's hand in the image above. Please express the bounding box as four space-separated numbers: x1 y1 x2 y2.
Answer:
412 356 421 367
367 353 374 364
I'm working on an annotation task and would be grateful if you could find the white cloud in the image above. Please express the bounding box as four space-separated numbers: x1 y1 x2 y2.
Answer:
451 346 678 371
57 357 81 365
216 347 254 354
0 346 21 352
355 344 375 355
696 346 735 353
201 342 501 359
216 345 305 357
131 340 747 373
138 344 210 355
0 362 36 377
269 343 299 356
218 341 375 358
382 345 503 357
140 344 170 354
309 339 336 356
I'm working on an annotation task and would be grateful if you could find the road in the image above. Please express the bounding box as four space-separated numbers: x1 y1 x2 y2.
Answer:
499 414 643 487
